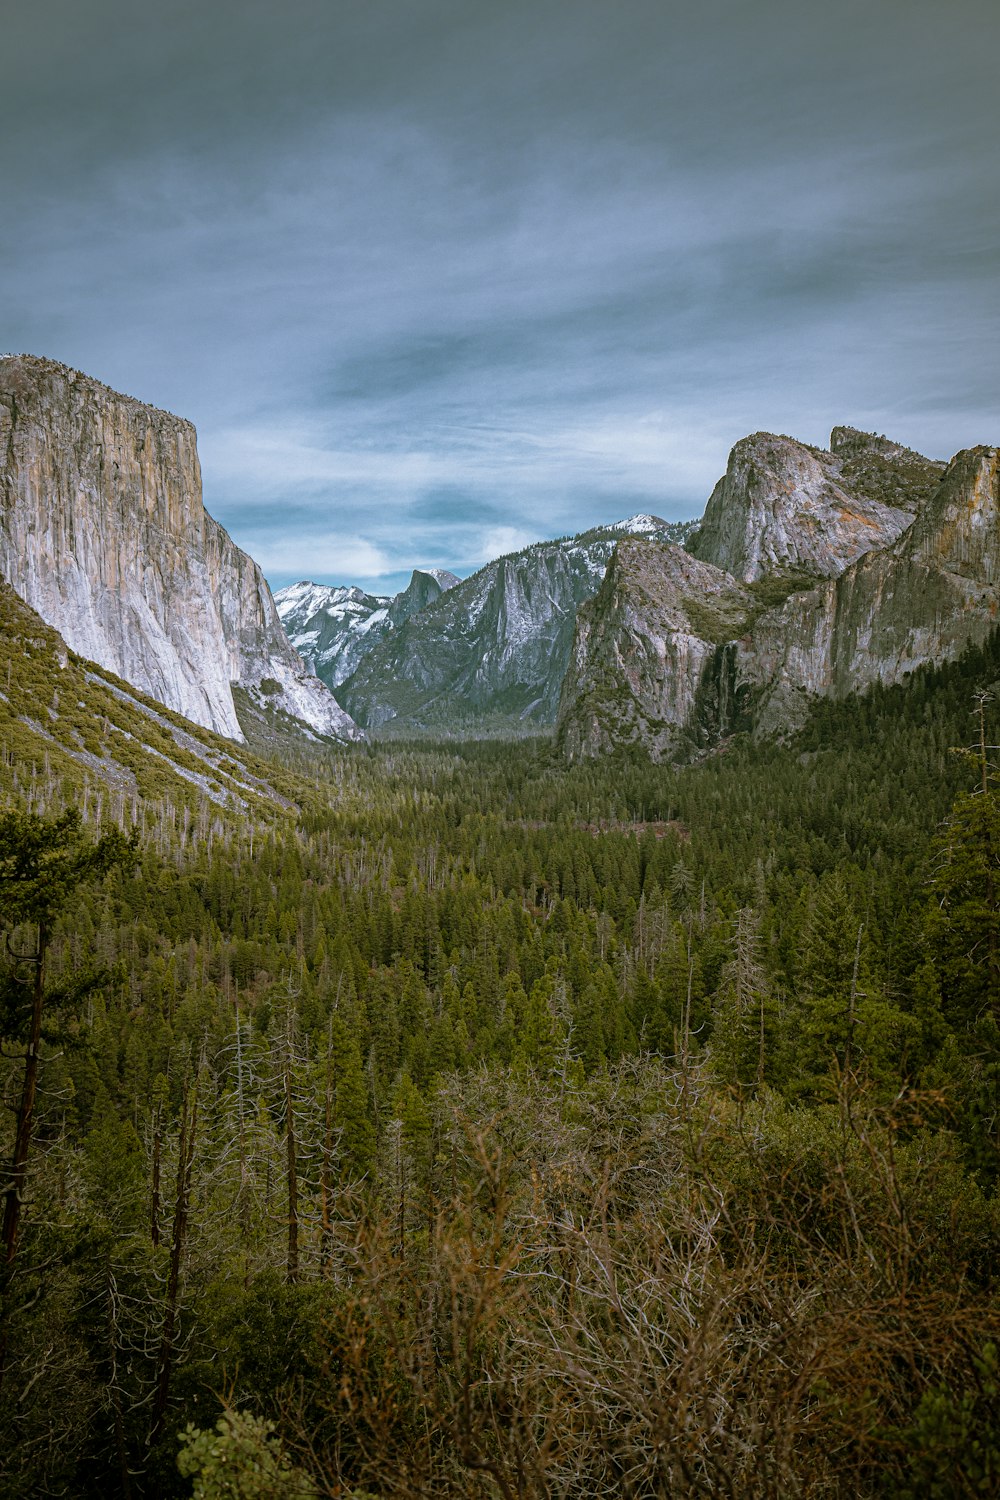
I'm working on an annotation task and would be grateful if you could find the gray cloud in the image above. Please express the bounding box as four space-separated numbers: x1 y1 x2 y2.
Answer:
3 0 999 592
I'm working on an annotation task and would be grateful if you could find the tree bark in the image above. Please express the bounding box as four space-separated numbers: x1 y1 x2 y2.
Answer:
2 919 47 1268
150 1080 198 1448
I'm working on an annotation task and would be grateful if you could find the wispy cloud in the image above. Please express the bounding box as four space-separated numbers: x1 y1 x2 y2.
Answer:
2 1 999 593
466 526 540 567
241 531 392 582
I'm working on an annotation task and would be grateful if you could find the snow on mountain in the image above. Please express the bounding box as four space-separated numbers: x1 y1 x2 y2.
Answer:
276 568 459 690
335 515 696 734
424 569 461 590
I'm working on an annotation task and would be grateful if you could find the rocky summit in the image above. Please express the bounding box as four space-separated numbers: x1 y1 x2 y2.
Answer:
0 356 360 744
275 567 460 691
558 426 998 761
686 427 944 582
331 517 695 734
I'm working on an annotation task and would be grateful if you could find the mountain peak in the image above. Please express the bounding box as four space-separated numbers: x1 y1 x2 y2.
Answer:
829 425 928 461
416 567 461 590
0 358 359 743
276 566 459 690
610 513 671 535
686 427 938 583
0 352 192 430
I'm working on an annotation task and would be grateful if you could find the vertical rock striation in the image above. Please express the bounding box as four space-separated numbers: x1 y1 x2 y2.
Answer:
333 517 695 733
201 512 361 740
741 444 1000 736
0 355 358 742
559 542 753 761
559 427 997 761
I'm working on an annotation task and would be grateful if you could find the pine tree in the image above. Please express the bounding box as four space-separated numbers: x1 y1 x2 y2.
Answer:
0 808 137 1393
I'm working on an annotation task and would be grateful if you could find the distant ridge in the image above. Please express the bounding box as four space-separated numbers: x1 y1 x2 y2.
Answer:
316 516 695 734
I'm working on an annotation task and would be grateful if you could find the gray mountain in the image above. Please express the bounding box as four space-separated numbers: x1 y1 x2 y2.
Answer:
0 355 360 744
557 427 999 761
686 426 943 581
335 516 695 734
275 567 460 689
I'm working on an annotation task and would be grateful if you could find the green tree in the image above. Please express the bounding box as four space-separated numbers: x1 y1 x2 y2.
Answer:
177 1408 317 1498
923 720 1000 1173
0 807 137 1391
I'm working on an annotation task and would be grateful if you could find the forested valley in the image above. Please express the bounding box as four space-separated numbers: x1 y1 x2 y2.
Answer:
2 631 1000 1498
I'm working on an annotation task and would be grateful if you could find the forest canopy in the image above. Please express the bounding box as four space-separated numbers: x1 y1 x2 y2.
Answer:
2 632 1000 1497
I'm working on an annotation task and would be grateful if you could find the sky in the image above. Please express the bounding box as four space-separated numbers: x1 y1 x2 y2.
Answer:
2 0 999 596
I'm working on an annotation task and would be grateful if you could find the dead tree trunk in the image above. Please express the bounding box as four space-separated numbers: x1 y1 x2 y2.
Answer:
285 1042 300 1285
0 918 48 1396
149 1078 199 1448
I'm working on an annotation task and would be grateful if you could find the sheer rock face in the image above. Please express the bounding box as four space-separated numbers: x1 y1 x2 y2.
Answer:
559 542 753 761
0 355 358 742
275 567 460 691
686 428 943 582
559 428 995 761
333 517 695 734
201 513 361 741
741 445 1000 736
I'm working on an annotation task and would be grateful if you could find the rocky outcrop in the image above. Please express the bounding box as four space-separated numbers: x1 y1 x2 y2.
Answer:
335 517 695 733
559 427 995 761
686 428 943 582
0 355 358 742
740 445 1000 736
387 568 461 629
275 567 460 691
202 513 360 741
559 542 754 761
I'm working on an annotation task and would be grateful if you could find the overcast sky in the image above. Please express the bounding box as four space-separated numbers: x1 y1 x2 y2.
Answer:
3 1 998 594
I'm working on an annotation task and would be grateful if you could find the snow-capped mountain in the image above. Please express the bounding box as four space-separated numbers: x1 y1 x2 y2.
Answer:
275 568 460 689
332 516 694 734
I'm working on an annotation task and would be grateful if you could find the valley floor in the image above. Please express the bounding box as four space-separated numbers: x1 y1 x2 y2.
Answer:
2 632 1000 1496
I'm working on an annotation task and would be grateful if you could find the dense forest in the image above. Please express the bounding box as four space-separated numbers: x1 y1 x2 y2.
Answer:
2 631 1000 1497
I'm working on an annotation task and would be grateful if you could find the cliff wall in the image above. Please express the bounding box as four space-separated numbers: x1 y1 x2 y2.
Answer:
0 355 357 742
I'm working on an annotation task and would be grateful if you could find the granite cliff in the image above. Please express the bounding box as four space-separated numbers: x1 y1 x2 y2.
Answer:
332 517 694 734
742 443 1000 736
558 427 996 761
558 541 754 761
0 355 359 743
686 426 943 581
275 567 460 691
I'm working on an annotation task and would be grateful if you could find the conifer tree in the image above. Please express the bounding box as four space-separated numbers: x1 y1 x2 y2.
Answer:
0 807 137 1392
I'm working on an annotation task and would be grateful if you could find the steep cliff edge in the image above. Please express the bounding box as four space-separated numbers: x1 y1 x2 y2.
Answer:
201 512 361 741
335 517 695 734
275 567 460 691
558 427 992 761
558 541 754 761
686 427 943 582
0 355 358 743
741 444 1000 736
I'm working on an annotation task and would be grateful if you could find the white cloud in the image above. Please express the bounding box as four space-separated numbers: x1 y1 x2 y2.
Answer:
464 525 539 565
242 531 391 582
201 425 462 493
